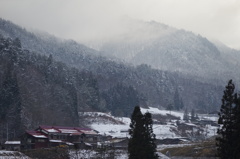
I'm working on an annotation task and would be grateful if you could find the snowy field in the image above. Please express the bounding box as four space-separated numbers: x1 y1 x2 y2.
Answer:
69 149 169 159
90 123 180 139
88 107 218 139
69 149 128 159
0 151 30 159
91 123 130 138
141 107 184 119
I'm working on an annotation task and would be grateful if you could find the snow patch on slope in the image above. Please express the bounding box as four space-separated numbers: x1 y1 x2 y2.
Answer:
82 106 218 140
141 107 184 119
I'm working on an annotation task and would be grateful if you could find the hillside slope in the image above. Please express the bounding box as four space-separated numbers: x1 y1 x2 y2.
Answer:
92 19 240 84
0 18 224 116
0 35 101 142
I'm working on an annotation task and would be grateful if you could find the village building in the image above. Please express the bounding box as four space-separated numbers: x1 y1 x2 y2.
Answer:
97 137 128 149
4 141 21 151
21 125 100 150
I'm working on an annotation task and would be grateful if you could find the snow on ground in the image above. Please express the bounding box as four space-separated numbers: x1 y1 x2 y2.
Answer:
141 107 184 119
87 107 218 139
69 149 167 159
115 117 131 125
157 152 171 159
198 114 218 121
0 151 30 159
157 143 193 151
153 124 180 139
141 107 219 121
205 125 218 137
69 149 128 159
91 123 130 138
81 112 113 118
90 123 179 139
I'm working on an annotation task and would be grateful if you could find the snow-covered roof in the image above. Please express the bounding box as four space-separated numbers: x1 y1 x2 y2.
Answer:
58 129 79 134
184 123 197 126
4 141 21 145
85 142 92 146
38 125 96 135
49 140 62 143
33 135 48 138
46 129 59 133
26 131 48 138
79 129 98 135
65 142 74 146
109 138 126 143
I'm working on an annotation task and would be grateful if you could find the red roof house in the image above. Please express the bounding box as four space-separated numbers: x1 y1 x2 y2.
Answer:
21 125 99 150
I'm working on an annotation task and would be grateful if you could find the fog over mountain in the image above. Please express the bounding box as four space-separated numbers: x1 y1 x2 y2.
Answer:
87 18 240 85
1 17 239 142
0 18 225 113
1 0 240 49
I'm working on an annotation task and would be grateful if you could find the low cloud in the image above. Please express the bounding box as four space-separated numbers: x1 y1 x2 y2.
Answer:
0 0 239 49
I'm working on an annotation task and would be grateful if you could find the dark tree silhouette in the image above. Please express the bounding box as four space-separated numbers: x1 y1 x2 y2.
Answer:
128 106 158 159
216 80 240 159
143 112 158 159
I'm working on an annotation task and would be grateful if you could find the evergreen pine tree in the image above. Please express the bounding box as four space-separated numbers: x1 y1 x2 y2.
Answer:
143 112 159 159
216 80 237 158
191 109 196 122
233 94 240 158
128 106 144 159
128 106 158 159
174 88 180 110
183 108 189 121
179 98 184 110
0 68 22 139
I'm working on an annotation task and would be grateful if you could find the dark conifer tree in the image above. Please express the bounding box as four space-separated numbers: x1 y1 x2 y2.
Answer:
174 88 180 110
13 38 21 48
128 106 144 159
0 68 22 139
231 93 240 159
183 108 189 121
216 80 237 158
179 98 184 110
191 109 196 122
143 112 159 159
128 106 158 159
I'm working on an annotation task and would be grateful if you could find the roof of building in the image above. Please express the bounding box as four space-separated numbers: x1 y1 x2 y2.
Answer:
4 141 21 145
75 127 98 135
49 139 63 143
26 131 48 138
38 125 98 135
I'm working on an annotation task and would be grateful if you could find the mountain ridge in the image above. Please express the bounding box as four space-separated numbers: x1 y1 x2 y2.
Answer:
0 18 226 115
87 19 240 85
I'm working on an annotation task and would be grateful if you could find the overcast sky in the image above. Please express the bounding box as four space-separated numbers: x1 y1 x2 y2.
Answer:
0 0 240 49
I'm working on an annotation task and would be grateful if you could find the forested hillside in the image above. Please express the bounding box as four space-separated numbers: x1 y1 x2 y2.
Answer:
92 19 240 85
0 19 226 143
0 19 224 113
0 35 101 142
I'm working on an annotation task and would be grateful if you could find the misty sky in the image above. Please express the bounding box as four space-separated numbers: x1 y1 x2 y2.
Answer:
0 0 240 49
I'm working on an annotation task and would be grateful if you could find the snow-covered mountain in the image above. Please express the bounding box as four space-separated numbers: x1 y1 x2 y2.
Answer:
0 18 225 113
89 19 240 84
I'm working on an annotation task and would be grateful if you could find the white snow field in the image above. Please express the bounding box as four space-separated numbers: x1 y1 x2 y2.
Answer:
86 106 218 140
0 151 30 159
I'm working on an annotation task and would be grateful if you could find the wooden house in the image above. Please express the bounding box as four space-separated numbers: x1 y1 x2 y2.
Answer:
21 125 100 150
4 141 21 151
